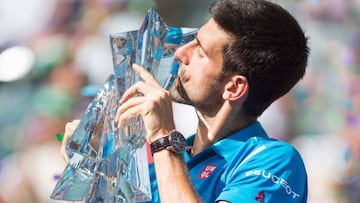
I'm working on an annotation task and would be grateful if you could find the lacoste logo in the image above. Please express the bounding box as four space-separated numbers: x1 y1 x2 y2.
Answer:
198 164 217 179
255 190 265 203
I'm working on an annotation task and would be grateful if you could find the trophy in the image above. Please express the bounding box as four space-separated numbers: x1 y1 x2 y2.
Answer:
51 8 197 202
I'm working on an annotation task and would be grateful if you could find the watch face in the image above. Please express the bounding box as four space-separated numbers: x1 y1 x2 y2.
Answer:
169 131 186 152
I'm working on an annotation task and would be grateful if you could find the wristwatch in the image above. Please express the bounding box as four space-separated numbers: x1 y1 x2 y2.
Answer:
150 130 187 155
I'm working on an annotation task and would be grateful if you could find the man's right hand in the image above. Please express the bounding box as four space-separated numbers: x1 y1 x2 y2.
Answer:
60 120 80 163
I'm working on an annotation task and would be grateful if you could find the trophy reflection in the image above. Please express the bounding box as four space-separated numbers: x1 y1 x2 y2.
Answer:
50 8 197 203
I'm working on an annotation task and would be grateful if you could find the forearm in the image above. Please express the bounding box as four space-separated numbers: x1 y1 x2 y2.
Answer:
153 150 203 203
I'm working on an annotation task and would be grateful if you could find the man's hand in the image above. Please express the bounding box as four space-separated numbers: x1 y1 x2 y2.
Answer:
115 64 176 143
60 119 80 163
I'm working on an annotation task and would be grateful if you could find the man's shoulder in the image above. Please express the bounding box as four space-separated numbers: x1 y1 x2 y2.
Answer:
224 136 306 174
220 137 308 202
251 137 305 164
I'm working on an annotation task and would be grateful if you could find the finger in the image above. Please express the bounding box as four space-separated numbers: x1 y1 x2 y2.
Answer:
116 106 144 128
119 81 143 104
116 96 139 121
120 80 160 104
116 97 146 127
60 120 80 163
133 63 161 87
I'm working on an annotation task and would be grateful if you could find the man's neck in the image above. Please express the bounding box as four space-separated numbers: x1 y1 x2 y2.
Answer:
190 105 256 157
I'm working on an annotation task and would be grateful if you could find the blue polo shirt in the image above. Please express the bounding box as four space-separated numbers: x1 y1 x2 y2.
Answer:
144 121 308 203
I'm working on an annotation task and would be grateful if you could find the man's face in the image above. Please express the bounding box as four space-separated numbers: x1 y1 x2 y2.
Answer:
171 18 231 113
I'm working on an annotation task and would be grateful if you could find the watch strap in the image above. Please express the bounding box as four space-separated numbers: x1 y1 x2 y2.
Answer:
150 136 171 155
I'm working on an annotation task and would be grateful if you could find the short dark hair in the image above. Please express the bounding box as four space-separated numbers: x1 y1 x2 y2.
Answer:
209 0 309 117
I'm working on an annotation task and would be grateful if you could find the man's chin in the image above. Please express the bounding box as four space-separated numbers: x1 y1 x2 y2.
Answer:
170 81 190 105
170 88 186 104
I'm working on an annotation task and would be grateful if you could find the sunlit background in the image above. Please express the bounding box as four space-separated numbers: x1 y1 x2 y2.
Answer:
0 0 359 202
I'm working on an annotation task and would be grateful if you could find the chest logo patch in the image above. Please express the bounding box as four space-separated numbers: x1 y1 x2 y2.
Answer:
198 164 217 179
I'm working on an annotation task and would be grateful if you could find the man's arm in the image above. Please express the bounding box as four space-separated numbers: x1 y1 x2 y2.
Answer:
115 64 224 202
152 149 203 202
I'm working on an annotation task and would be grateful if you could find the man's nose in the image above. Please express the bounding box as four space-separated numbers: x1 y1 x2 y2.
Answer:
174 41 193 65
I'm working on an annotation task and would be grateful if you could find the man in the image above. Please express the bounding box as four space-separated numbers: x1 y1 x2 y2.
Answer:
63 0 309 202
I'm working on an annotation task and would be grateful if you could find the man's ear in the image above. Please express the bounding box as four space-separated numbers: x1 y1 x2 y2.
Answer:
222 75 248 101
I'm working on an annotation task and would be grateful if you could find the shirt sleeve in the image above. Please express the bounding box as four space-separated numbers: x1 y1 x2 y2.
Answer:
216 141 308 203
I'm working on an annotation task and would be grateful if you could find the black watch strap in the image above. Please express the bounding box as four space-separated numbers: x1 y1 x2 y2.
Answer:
150 136 171 155
150 130 187 156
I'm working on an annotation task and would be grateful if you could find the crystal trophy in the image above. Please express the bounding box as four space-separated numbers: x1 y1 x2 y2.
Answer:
51 8 197 202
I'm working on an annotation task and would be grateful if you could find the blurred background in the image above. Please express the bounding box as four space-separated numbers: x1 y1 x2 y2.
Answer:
0 0 359 202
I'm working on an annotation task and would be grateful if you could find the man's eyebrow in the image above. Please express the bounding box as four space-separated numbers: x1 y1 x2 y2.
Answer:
195 37 209 56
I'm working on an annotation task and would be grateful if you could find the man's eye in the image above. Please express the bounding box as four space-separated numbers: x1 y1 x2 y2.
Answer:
197 48 204 57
